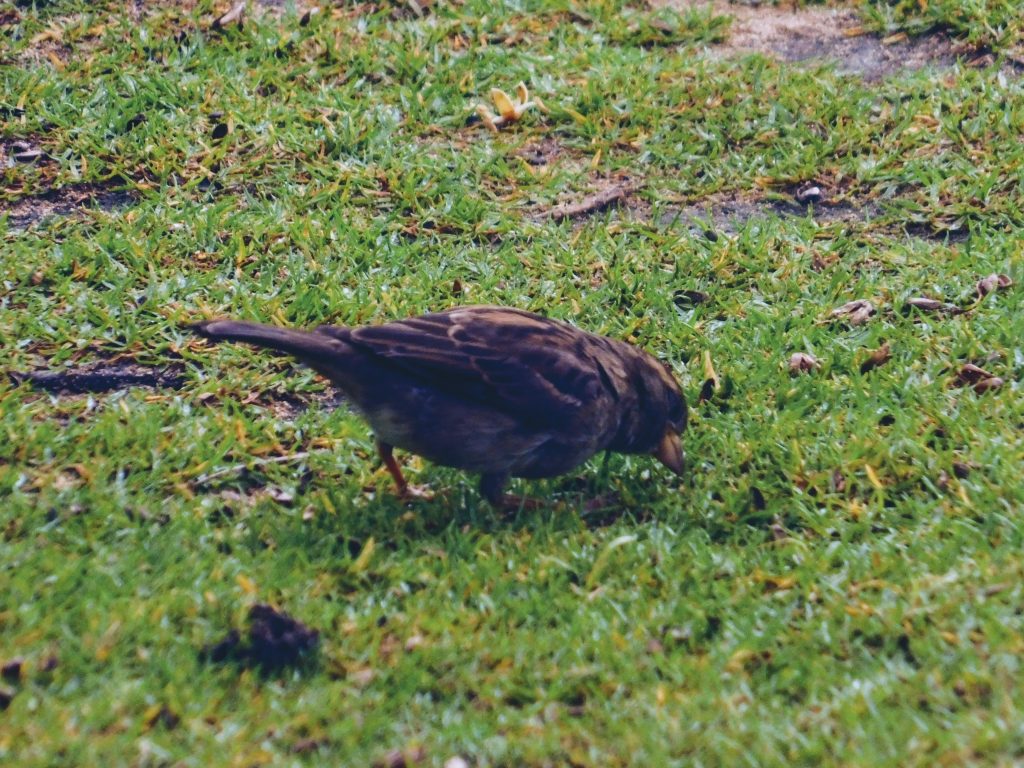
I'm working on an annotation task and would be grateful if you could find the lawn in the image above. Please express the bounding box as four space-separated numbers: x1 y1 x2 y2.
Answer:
1 0 1023 765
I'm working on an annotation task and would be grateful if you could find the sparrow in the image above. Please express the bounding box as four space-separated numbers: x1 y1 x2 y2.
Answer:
190 306 686 505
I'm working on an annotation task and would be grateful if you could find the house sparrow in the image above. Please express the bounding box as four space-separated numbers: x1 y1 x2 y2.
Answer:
190 306 686 505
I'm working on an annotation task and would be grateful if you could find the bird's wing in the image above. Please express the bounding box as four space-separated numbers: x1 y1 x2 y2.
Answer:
314 306 612 429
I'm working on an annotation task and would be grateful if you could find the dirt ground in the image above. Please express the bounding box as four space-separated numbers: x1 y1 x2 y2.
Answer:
662 0 962 80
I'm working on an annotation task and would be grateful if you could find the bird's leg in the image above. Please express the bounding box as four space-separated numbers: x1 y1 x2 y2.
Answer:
478 472 507 507
377 440 433 500
479 472 546 512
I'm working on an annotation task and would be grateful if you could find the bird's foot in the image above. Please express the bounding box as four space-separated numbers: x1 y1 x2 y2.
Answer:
398 483 436 502
496 494 548 513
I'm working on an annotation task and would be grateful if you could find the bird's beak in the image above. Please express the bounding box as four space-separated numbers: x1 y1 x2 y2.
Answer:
653 431 685 476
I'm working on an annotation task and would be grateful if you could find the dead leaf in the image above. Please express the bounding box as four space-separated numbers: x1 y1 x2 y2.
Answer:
830 299 875 325
788 352 819 374
12 146 44 163
266 487 294 505
951 364 994 388
951 461 973 479
374 746 427 768
770 521 789 542
213 1 245 30
832 469 846 493
859 343 891 373
698 350 719 403
972 376 1004 394
794 185 823 204
905 297 963 315
976 273 1012 297
293 737 327 754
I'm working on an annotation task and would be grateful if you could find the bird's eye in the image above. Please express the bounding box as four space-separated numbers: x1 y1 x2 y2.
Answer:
668 394 686 426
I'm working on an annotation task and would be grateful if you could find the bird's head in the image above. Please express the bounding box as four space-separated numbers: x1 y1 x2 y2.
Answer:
647 359 687 476
611 348 687 476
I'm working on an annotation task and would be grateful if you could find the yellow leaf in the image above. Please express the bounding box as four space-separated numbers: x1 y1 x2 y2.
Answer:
702 350 718 386
561 106 588 124
352 536 376 573
725 649 755 673
865 464 883 490
236 574 257 595
143 704 162 727
490 88 517 120
515 81 529 104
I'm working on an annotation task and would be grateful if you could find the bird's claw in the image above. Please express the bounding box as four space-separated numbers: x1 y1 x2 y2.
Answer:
398 483 436 502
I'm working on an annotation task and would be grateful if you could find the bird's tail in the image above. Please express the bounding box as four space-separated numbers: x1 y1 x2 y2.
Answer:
190 319 345 360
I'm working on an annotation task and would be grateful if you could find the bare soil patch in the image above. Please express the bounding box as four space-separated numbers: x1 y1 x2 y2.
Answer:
1 136 52 168
661 187 878 234
11 362 187 394
661 0 960 80
514 136 570 167
4 182 138 230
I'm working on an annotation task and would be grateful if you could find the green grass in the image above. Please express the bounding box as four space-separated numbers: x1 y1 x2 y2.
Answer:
2 0 1023 765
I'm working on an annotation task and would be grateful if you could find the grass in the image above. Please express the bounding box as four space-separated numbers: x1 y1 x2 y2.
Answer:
2 0 1023 765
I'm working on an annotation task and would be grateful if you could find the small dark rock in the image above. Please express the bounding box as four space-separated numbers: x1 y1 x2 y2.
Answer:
124 113 147 132
292 737 327 754
674 289 710 307
211 122 230 140
1 658 23 681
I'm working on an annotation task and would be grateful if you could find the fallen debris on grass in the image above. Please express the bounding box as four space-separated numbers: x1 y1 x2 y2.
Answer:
202 604 319 671
544 180 635 221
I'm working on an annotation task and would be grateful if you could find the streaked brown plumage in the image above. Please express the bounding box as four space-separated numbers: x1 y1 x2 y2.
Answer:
190 306 686 505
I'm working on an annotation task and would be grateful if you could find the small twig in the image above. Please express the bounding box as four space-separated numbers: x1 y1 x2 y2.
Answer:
545 183 634 221
194 450 325 485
